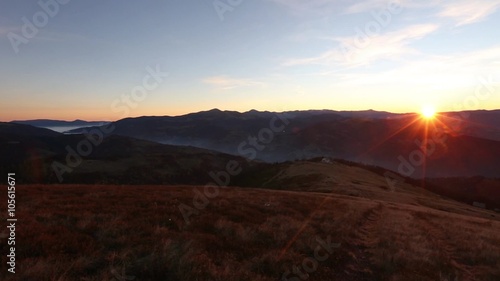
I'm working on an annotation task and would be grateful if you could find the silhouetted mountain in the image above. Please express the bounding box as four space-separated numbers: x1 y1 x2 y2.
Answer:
11 119 109 127
0 122 61 137
438 110 500 141
291 114 500 177
0 122 250 184
66 109 344 160
66 109 500 178
331 109 406 119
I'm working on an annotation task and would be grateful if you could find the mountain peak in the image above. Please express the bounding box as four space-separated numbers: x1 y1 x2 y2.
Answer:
207 108 222 113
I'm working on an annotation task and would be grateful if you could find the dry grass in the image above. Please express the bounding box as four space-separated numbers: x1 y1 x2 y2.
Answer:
0 184 499 280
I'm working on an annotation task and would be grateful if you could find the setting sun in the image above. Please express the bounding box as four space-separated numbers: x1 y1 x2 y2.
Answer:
421 105 437 119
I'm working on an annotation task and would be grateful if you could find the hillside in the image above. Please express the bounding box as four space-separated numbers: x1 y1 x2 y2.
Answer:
0 122 61 137
0 122 250 184
0 184 498 281
234 159 500 213
428 177 500 210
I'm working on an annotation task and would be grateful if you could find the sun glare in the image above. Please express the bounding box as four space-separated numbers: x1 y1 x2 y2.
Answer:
421 105 436 119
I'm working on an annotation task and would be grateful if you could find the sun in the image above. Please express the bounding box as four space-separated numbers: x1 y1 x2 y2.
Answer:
421 105 437 119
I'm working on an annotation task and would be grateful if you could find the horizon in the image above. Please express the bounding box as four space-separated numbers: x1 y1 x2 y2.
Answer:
5 107 500 123
1 1 500 121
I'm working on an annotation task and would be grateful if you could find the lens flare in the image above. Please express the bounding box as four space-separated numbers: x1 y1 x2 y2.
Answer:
421 105 436 119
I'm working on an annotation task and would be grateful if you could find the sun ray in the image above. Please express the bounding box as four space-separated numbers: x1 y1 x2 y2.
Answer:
421 118 429 184
359 115 421 157
438 114 500 133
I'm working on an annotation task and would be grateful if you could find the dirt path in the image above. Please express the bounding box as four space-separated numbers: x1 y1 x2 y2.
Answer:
340 203 385 280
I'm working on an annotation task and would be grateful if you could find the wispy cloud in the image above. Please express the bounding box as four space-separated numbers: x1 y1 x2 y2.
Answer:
438 0 500 26
334 45 500 88
343 0 442 14
280 0 499 71
344 0 500 27
283 24 439 67
202 76 266 90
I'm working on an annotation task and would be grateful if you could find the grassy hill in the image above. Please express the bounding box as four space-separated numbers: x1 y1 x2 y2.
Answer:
0 184 498 281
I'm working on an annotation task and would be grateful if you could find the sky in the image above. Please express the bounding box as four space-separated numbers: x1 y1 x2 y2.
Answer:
1 0 500 121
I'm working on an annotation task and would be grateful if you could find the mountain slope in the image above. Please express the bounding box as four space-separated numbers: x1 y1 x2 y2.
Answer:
428 177 500 209
66 110 500 177
0 122 250 184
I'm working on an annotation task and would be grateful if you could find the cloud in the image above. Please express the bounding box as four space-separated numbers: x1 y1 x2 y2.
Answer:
343 0 437 14
202 76 265 90
438 0 500 26
283 24 439 67
280 0 498 71
333 45 500 89
343 0 500 26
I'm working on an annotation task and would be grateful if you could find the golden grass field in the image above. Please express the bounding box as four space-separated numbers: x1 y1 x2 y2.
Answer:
1 182 499 281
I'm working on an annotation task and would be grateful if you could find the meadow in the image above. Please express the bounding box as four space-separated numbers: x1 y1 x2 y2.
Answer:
1 184 499 281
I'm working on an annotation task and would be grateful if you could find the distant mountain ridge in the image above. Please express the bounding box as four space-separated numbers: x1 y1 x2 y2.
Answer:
0 122 61 137
64 108 500 178
12 119 109 127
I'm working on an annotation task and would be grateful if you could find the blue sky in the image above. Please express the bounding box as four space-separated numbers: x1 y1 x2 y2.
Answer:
1 0 499 121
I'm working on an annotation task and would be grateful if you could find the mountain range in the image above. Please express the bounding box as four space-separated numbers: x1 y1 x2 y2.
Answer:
61 109 500 178
2 109 499 209
11 119 109 128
